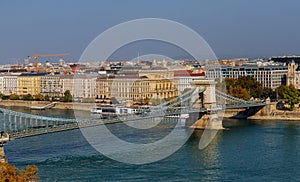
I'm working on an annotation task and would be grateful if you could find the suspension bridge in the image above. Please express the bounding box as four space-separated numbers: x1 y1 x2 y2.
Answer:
0 85 265 141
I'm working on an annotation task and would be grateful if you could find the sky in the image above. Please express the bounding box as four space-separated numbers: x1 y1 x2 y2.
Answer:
1 0 300 64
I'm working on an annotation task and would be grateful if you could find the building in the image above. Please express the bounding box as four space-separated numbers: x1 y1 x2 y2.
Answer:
73 75 96 99
174 70 205 92
96 75 151 101
95 69 179 102
0 76 3 94
206 65 288 89
0 74 20 96
59 75 74 97
17 73 46 96
287 62 300 89
138 69 178 99
96 76 113 99
60 74 97 99
40 75 61 97
271 56 300 64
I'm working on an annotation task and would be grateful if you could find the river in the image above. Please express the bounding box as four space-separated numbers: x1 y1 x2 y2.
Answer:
4 107 300 181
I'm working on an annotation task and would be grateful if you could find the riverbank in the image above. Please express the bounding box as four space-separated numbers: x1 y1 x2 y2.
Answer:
0 100 92 111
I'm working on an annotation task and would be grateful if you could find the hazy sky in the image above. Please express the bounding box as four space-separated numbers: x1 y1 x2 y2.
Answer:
1 0 300 63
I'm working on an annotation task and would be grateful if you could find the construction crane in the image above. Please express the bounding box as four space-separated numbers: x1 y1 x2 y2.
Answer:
28 51 69 72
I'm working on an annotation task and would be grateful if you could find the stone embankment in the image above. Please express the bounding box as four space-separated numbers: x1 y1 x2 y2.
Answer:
0 100 92 111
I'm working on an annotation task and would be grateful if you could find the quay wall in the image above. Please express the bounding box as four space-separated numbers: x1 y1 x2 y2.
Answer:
0 100 92 111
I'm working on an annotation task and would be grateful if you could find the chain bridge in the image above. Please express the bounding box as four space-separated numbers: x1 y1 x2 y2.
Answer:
0 79 266 141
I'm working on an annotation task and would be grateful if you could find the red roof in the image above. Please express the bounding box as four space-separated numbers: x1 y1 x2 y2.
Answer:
174 70 205 77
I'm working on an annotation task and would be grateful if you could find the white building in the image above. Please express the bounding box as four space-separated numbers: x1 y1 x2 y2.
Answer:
0 74 19 95
206 66 288 89
59 74 97 99
174 70 205 92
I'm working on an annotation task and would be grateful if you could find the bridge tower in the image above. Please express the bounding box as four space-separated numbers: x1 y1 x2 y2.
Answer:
191 78 224 130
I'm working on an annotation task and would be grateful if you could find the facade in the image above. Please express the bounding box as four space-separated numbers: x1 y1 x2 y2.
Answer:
59 75 97 99
206 66 288 89
59 75 74 97
111 75 151 101
138 69 178 99
17 73 45 96
0 74 19 96
287 62 300 89
174 70 205 92
96 75 151 101
96 76 113 99
0 77 3 94
40 75 61 97
73 75 96 99
95 70 178 102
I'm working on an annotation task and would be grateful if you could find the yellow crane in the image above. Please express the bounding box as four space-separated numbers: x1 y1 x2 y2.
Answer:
28 51 69 72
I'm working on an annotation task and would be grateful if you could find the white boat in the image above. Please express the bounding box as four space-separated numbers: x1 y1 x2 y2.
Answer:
90 106 138 116
164 114 189 119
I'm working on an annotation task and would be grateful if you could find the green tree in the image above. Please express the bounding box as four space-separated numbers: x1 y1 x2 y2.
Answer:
277 85 300 111
235 76 263 98
262 87 276 100
34 93 45 101
229 85 251 101
62 90 73 102
44 95 50 101
9 93 19 100
225 77 235 92
23 94 33 101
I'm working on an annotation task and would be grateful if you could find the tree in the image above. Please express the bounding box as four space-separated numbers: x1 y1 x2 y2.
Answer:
110 97 119 104
225 77 235 92
0 92 3 99
0 163 39 181
23 94 33 101
62 90 73 102
34 93 45 101
262 87 276 100
229 85 251 101
44 95 50 101
235 76 263 98
277 85 300 111
225 76 265 99
9 94 19 100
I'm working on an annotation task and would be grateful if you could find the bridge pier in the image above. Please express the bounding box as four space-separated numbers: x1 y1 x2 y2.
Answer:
191 79 224 130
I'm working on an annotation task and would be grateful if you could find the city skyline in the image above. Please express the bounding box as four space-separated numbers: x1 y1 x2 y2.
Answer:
1 0 300 63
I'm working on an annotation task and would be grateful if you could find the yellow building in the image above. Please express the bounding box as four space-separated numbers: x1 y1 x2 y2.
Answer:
17 73 45 96
138 69 178 99
95 69 179 102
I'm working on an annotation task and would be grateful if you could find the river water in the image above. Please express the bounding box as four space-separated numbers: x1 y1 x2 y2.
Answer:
4 107 300 181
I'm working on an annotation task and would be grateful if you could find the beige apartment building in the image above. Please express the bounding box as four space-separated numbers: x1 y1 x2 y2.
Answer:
17 73 46 96
96 69 178 102
96 75 150 101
